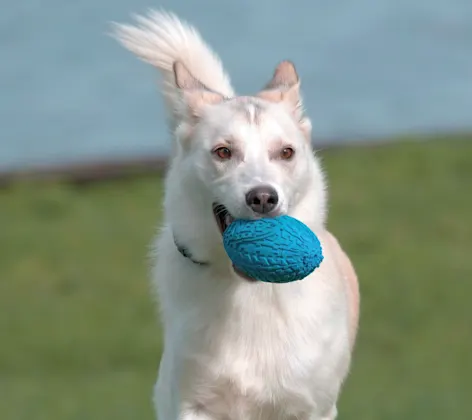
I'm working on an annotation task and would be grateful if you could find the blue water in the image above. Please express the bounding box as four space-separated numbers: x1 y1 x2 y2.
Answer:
1 0 471 171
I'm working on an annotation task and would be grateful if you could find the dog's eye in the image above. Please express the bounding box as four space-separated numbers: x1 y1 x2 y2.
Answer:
280 147 295 160
213 146 232 160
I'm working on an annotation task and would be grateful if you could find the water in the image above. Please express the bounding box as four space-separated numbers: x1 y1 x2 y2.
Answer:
1 0 471 171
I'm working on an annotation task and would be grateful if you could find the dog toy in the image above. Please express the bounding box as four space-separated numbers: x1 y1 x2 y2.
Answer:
223 216 323 283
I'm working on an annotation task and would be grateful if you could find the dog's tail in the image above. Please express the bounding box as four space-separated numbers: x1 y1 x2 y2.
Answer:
112 10 235 125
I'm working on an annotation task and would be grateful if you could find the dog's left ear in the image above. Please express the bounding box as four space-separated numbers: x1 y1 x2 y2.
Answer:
173 61 225 120
257 61 311 139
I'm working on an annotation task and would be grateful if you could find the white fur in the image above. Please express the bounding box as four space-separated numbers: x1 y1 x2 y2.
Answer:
114 11 357 420
112 10 234 128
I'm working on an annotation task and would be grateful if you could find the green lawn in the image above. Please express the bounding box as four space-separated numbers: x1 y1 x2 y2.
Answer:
1 137 471 419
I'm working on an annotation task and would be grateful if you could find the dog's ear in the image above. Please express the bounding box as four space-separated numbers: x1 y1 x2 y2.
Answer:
173 61 225 120
257 61 311 139
257 60 300 105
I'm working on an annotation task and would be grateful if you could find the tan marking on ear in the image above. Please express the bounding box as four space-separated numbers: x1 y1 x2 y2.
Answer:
256 61 312 140
256 61 302 113
173 61 225 118
265 60 299 90
173 61 206 90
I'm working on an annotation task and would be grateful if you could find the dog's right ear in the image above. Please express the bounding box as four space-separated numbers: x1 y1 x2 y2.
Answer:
257 61 312 139
173 61 225 120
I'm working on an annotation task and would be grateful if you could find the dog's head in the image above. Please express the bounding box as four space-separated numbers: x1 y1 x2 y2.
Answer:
169 61 326 240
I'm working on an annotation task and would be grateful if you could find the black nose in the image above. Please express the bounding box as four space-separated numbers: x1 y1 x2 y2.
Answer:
245 186 279 214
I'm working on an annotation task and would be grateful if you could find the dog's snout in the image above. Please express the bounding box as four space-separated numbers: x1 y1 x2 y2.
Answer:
245 186 279 214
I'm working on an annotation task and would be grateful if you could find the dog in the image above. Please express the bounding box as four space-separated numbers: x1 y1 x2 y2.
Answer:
113 10 359 420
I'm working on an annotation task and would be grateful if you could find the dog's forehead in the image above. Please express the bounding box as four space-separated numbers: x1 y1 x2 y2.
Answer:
228 96 266 125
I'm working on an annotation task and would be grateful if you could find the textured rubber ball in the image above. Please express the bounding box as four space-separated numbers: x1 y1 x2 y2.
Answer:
223 215 324 283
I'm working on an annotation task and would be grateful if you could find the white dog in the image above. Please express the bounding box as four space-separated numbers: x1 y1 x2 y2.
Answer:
114 11 359 420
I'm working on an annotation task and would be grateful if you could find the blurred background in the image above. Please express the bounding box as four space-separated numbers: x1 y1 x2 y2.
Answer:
1 0 471 419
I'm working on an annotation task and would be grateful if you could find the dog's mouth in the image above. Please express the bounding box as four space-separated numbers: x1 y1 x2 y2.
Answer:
212 203 257 282
212 203 235 235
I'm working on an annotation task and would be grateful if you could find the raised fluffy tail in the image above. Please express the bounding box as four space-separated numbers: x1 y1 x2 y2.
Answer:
112 10 235 125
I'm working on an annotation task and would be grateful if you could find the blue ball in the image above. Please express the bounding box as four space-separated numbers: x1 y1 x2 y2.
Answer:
223 215 324 283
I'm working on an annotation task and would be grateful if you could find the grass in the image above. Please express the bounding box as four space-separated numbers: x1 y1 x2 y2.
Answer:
1 137 471 419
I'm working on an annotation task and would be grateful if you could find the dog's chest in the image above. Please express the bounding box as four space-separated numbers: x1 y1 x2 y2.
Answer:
177 281 349 419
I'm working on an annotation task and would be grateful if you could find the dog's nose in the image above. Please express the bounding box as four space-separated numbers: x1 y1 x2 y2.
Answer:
245 186 279 214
